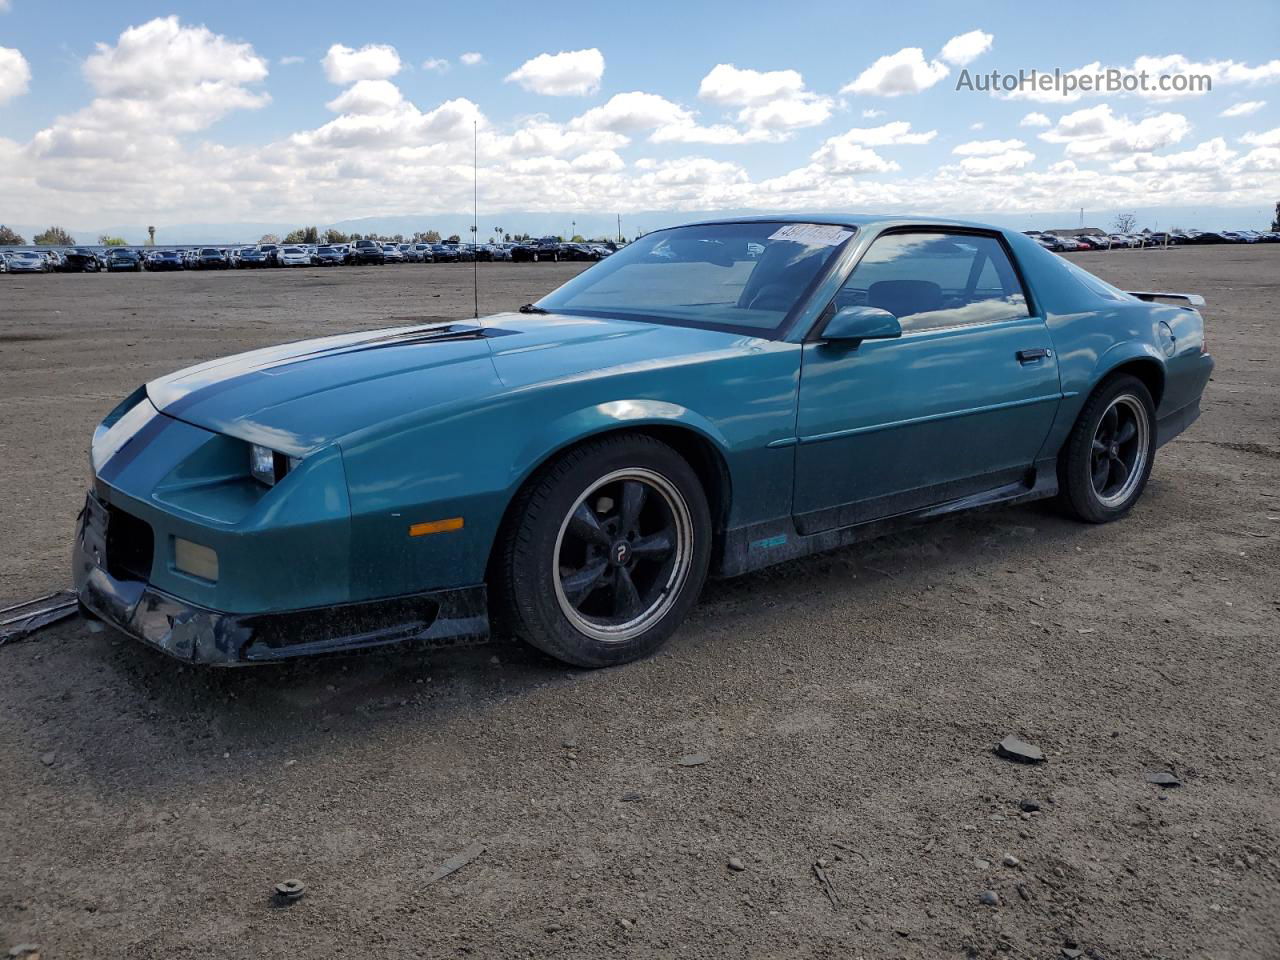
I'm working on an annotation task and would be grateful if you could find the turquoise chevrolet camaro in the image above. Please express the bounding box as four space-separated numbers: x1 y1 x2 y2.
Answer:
75 216 1213 667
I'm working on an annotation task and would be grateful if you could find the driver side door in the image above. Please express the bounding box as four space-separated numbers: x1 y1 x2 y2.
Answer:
792 230 1062 533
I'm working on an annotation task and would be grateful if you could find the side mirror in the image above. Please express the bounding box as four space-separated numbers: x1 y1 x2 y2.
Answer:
822 305 902 343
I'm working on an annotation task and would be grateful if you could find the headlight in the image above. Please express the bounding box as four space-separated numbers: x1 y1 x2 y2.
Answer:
249 444 300 486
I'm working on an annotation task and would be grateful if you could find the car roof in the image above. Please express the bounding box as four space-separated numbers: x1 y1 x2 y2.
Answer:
677 213 1001 232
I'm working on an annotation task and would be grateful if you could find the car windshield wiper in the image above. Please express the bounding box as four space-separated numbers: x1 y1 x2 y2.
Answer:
518 303 550 314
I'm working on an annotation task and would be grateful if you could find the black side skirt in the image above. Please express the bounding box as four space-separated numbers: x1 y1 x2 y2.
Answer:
716 458 1060 578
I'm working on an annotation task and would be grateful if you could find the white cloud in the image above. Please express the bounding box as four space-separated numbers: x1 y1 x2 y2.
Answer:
571 91 692 133
321 43 401 85
505 48 604 96
1241 126 1280 147
698 63 806 105
826 121 937 146
1040 104 1191 157
809 127 924 174
1237 146 1280 172
843 30 990 97
279 55 304 66
571 149 624 173
953 138 1026 156
939 30 993 67
460 52 484 66
957 151 1035 175
734 95 832 131
1020 111 1051 128
861 108 885 119
421 58 450 73
1220 100 1265 118
325 79 404 115
0 45 30 104
843 47 949 97
1110 137 1235 172
970 122 984 131
84 16 267 100
696 63 832 135
812 145 900 175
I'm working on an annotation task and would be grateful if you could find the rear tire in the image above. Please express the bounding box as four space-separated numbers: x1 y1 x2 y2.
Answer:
1058 374 1156 523
494 434 712 668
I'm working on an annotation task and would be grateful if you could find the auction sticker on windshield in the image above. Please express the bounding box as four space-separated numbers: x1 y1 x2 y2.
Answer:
767 224 854 246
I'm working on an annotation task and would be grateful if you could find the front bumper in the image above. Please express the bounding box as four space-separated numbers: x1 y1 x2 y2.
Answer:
73 493 489 665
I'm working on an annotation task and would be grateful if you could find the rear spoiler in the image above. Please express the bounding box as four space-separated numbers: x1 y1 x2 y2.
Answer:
1127 290 1205 307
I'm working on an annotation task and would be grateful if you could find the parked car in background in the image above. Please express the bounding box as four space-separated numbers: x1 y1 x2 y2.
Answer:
278 246 312 267
351 239 386 265
106 248 144 272
6 251 50 273
236 246 270 268
62 248 104 272
380 243 407 264
147 250 184 272
411 243 435 262
561 243 603 261
312 245 346 266
196 247 230 270
429 243 459 263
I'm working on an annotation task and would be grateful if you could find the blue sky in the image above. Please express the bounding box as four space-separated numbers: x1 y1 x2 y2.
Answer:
2 0 1278 237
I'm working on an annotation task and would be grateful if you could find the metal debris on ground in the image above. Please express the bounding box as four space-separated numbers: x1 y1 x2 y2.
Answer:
0 591 79 646
677 753 709 767
995 736 1046 764
620 791 643 802
812 860 840 908
273 879 305 904
7 945 41 959
1146 770 1183 787
427 842 486 884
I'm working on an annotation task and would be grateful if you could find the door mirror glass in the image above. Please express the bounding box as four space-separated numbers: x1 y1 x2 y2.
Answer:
823 305 902 343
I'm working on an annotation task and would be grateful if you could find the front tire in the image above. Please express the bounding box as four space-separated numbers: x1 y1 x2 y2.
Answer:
495 434 712 668
1058 374 1156 523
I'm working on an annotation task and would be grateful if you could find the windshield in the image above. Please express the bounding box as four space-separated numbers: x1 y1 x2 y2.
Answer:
535 222 854 334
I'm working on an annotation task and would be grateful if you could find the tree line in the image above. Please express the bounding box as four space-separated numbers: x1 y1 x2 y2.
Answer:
0 225 129 246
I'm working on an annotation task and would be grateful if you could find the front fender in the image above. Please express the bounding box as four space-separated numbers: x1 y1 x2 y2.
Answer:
509 399 731 491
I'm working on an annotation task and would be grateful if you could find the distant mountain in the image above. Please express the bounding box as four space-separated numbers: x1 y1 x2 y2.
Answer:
6 204 1275 246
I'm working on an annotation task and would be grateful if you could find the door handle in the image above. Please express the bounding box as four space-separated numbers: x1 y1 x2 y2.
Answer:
1016 348 1051 363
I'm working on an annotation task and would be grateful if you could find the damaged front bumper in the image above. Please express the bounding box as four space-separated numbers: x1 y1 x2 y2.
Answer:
73 492 489 665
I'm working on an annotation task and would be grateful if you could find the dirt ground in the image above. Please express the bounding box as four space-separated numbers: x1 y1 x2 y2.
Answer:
1 249 1277 959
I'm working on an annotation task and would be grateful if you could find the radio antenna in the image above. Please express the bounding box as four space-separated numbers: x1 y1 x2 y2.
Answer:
472 120 480 323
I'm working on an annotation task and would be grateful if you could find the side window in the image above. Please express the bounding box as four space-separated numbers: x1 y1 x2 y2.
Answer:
833 232 1030 333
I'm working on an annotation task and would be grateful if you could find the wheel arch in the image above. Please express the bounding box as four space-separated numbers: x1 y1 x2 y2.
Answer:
485 419 733 582
1095 353 1166 409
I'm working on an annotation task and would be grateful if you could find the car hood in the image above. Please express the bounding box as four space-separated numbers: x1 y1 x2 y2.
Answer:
146 313 759 456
